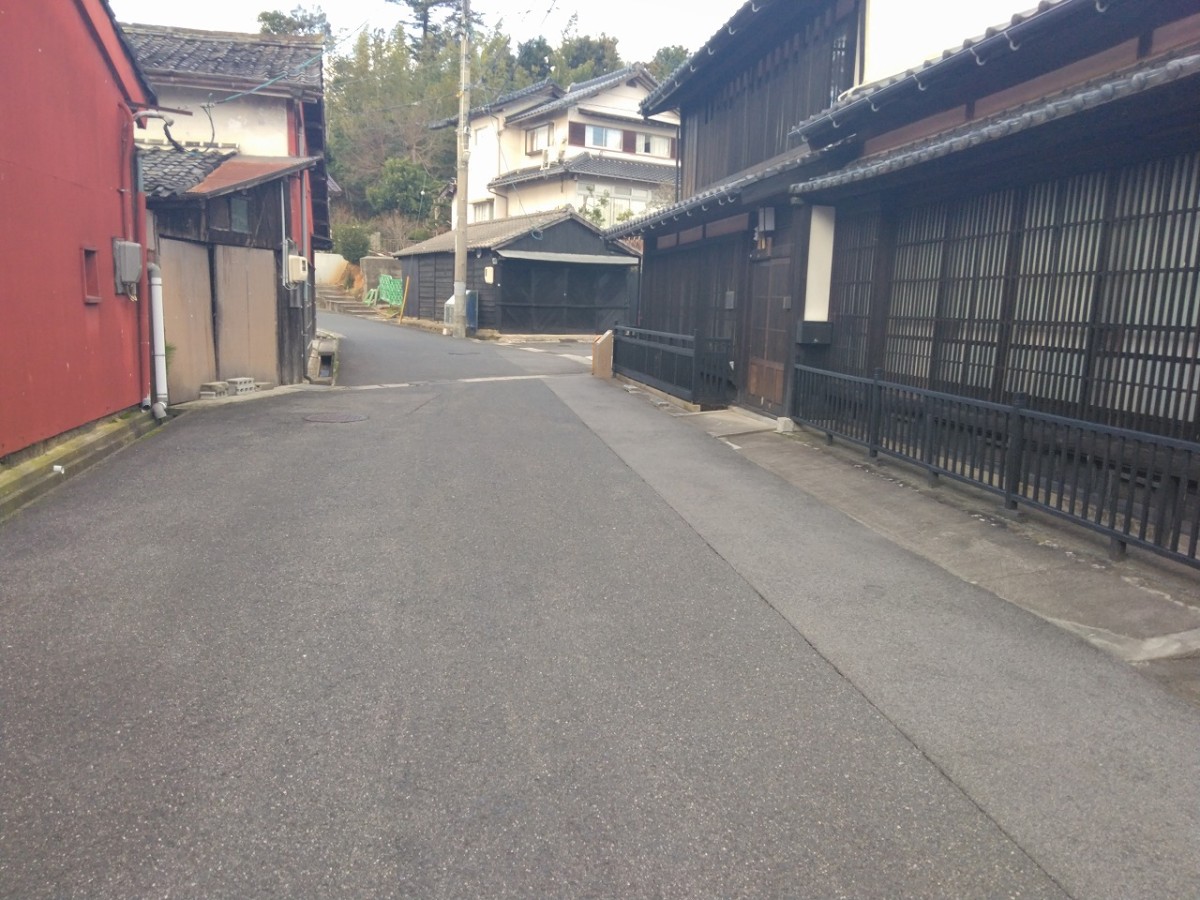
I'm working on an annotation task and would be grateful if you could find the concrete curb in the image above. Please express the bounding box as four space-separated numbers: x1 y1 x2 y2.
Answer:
0 412 162 521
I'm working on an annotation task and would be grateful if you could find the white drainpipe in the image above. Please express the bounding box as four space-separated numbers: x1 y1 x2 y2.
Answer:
148 262 169 421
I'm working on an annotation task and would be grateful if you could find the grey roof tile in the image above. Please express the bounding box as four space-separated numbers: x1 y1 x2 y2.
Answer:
791 0 1074 142
490 152 676 189
138 148 231 198
431 79 559 129
120 23 323 95
643 0 783 115
791 50 1200 197
395 208 596 256
507 65 656 124
604 143 820 238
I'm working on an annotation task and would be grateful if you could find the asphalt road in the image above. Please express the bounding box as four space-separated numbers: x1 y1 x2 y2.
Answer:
1 314 1196 898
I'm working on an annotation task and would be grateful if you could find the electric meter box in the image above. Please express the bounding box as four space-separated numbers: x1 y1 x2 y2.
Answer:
112 240 143 291
288 254 309 283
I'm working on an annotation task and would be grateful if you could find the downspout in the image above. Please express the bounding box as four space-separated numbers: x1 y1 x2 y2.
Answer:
120 104 152 411
280 179 291 286
147 262 169 420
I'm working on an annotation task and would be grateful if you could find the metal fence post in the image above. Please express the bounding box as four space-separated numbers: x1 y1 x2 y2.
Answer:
868 368 883 458
1004 392 1028 510
922 393 939 486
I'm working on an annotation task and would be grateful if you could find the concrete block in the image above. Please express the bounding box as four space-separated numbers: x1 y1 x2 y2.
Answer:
199 382 228 397
226 377 256 395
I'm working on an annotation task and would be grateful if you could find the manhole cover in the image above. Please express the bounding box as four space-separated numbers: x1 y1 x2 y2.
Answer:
304 411 369 423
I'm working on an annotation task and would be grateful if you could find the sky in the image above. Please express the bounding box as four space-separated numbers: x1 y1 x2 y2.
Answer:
108 0 1031 80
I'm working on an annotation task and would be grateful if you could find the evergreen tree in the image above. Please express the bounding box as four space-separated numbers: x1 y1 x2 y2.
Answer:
257 5 331 39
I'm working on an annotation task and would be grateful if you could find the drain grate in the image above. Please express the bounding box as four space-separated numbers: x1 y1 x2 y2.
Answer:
304 411 368 424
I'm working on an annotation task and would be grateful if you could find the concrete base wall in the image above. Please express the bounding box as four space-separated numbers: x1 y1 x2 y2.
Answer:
360 256 406 292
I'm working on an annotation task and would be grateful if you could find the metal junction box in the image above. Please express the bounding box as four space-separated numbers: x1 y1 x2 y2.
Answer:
797 321 832 345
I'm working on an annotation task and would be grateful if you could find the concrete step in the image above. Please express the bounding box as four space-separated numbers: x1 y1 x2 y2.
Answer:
322 297 379 317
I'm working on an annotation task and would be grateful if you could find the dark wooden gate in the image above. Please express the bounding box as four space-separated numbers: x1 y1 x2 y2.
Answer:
743 256 793 415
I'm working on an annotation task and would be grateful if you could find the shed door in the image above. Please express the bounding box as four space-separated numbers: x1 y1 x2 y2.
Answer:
215 246 278 384
159 238 216 403
744 257 792 414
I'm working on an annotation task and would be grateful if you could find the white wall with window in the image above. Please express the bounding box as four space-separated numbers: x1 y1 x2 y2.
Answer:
575 182 657 227
585 125 624 152
471 199 495 223
637 132 672 158
525 123 554 155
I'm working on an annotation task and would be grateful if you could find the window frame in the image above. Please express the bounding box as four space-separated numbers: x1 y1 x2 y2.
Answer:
525 123 554 155
584 125 623 152
82 247 101 304
636 132 672 158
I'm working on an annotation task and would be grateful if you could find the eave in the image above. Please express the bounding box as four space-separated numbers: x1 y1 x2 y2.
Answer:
790 0 1187 150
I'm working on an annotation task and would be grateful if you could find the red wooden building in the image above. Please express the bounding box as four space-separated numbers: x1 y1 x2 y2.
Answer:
0 0 157 459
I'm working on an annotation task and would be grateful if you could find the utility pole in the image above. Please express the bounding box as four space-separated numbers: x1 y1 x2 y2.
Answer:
452 0 471 339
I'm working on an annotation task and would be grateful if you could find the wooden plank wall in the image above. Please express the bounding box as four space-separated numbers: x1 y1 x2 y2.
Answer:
682 3 859 194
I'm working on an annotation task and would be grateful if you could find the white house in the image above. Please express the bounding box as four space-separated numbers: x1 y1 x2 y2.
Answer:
443 65 680 228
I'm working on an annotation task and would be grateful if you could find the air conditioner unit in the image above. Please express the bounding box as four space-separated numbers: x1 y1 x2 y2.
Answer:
288 254 309 283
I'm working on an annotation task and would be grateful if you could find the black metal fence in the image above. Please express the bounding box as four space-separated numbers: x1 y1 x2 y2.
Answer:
612 327 733 407
792 365 1200 569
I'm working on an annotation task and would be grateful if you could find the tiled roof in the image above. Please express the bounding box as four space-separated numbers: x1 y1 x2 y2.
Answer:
139 148 231 198
604 143 825 239
506 65 657 124
139 149 317 199
643 0 784 115
791 50 1200 197
395 208 596 256
490 153 676 189
431 79 560 129
120 23 323 97
791 0 1097 146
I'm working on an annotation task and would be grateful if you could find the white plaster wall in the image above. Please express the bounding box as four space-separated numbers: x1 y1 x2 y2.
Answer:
467 119 499 208
863 0 1031 84
501 179 575 215
576 83 678 127
141 86 291 155
460 79 678 223
314 251 348 285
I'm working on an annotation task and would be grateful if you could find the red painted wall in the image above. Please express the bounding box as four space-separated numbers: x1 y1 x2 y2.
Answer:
0 0 154 457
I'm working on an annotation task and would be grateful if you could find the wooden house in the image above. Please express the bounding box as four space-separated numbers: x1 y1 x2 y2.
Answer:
394 210 639 333
0 0 157 459
607 0 868 415
122 23 334 401
788 0 1200 441
119 24 331 256
140 150 319 401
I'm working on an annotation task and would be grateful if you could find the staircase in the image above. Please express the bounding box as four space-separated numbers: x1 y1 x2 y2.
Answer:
316 283 378 318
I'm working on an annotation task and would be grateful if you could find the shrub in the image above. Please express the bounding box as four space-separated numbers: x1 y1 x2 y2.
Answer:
333 223 371 264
